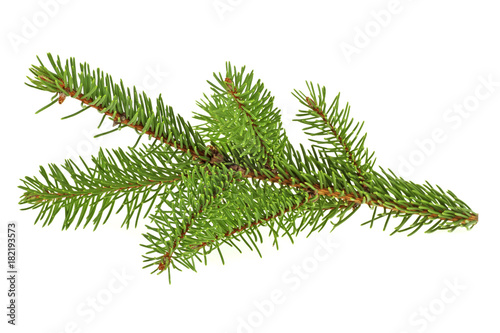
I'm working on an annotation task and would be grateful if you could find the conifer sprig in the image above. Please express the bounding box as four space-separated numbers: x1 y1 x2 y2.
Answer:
20 54 478 281
26 54 210 161
194 63 288 169
19 144 190 230
293 82 374 190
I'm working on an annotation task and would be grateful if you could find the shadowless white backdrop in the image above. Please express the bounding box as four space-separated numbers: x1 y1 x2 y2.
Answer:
1 0 498 332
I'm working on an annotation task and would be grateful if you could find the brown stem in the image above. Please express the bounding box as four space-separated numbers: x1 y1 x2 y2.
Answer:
25 179 178 203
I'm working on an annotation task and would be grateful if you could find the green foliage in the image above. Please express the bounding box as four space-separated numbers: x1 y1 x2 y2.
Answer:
293 82 375 187
20 54 478 282
19 144 192 230
26 54 209 159
363 168 477 234
141 163 356 283
194 63 288 168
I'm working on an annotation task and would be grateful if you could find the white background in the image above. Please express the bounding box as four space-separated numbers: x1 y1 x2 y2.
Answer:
1 0 499 332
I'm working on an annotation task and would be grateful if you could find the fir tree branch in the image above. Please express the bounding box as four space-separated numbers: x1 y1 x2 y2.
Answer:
153 182 359 276
52 78 206 160
293 83 375 190
188 190 316 252
243 168 476 226
142 165 329 277
193 63 287 169
20 145 190 229
22 54 479 281
27 54 210 162
304 95 369 189
157 207 199 273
